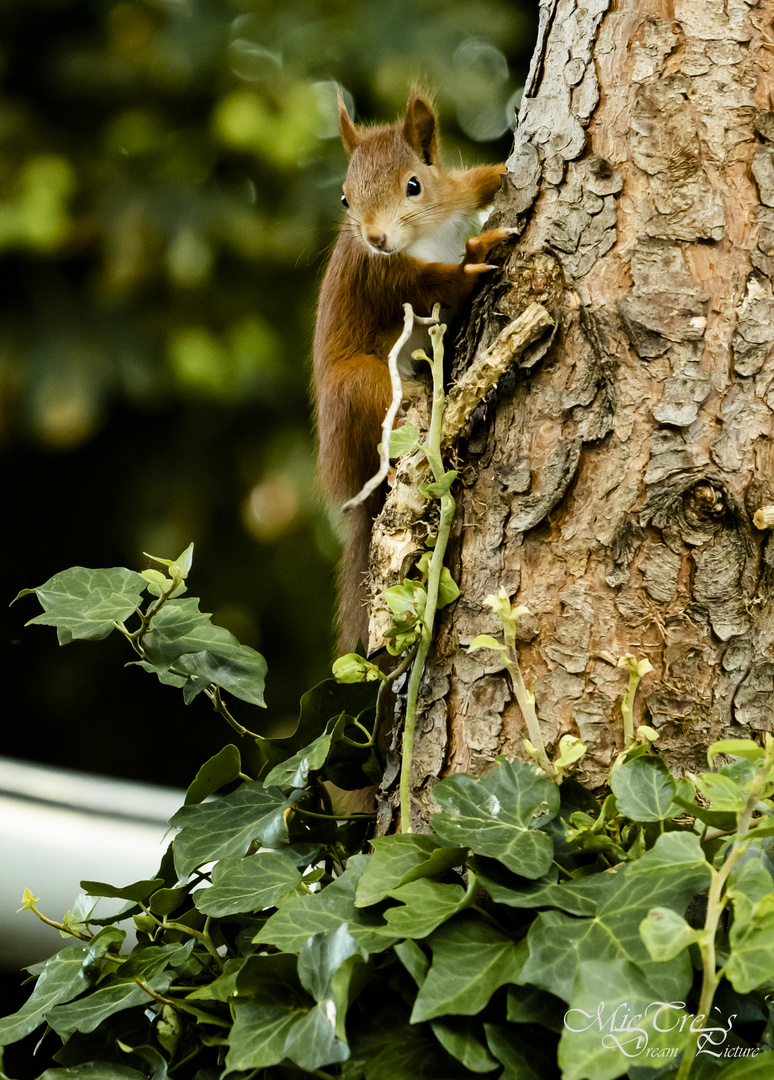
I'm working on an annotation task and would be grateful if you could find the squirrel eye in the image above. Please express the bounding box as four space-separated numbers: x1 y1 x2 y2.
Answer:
341 193 349 208
406 176 421 197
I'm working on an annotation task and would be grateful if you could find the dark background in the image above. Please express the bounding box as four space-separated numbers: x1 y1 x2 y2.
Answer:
0 0 535 1068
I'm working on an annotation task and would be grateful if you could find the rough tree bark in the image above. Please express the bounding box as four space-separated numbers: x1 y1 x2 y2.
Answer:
368 0 774 833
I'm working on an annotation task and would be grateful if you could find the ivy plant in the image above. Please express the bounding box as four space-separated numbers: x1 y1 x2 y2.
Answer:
3 550 774 1080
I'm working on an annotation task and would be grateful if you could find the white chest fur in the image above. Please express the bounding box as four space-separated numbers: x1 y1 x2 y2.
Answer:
404 209 489 264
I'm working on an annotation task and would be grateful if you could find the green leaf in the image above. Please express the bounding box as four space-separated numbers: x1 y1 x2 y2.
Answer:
395 939 430 987
521 832 711 1004
193 851 302 917
261 679 377 772
118 940 194 980
717 1055 774 1079
332 654 385 683
419 470 457 499
355 834 467 907
388 422 420 457
382 879 468 938
692 770 751 813
142 597 267 707
225 956 311 1073
170 781 296 879
558 959 692 1080
384 581 426 620
432 757 560 879
0 944 97 1045
410 916 526 1023
263 717 342 789
282 1002 350 1071
639 906 705 962
467 635 506 653
485 1023 553 1079
437 566 460 608
257 855 400 955
474 857 618 915
348 1002 469 1080
17 567 146 644
37 1067 151 1080
609 754 676 822
708 738 765 765
45 973 173 1038
78 878 164 903
185 957 245 1002
430 1018 499 1074
725 862 774 993
185 744 242 804
298 923 366 1009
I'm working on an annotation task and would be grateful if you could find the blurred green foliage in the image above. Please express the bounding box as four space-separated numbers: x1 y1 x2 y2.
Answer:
0 0 535 788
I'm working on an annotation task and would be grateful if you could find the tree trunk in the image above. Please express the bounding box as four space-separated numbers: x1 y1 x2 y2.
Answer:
370 0 774 832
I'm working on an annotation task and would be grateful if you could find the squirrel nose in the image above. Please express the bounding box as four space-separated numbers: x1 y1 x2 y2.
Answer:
366 231 388 251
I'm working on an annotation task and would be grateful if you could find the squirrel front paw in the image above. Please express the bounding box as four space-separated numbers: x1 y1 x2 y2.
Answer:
462 227 519 274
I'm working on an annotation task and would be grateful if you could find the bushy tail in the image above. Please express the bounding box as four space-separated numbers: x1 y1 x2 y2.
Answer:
336 493 380 655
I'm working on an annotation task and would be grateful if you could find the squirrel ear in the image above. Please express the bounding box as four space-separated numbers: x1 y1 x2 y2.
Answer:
338 95 360 157
403 94 437 164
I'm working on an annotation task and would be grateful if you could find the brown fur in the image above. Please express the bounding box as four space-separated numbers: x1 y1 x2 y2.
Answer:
313 92 509 652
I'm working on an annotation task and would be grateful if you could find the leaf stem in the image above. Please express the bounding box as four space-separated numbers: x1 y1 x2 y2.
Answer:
400 317 454 834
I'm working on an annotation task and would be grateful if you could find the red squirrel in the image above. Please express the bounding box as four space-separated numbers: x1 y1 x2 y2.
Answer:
313 91 513 653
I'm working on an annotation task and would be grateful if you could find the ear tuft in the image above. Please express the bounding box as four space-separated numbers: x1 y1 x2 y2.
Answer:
403 93 437 165
338 94 360 158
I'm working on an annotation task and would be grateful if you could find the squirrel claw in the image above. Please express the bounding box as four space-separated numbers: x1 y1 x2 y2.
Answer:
464 262 498 274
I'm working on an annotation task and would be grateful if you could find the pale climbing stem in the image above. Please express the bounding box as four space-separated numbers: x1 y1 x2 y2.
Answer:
399 316 455 833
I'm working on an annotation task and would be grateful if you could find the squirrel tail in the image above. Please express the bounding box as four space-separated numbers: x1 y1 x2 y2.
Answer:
336 493 380 655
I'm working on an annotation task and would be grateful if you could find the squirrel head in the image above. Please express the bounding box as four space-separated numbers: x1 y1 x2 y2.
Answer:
337 92 464 258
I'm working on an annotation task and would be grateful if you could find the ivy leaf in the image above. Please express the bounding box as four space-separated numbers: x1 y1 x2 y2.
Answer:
432 757 560 879
410 916 527 1023
609 754 676 822
184 744 242 805
419 469 457 499
437 567 460 608
193 851 302 917
170 781 296 879
430 1017 499 1074
15 567 146 644
348 1002 469 1080
558 959 692 1080
257 855 400 955
707 738 765 765
485 1023 554 1080
45 973 173 1038
725 861 774 992
388 422 420 457
474 856 617 915
78 879 164 903
355 834 467 907
37 1067 151 1080
297 924 367 1012
382 879 468 938
639 907 706 962
118 940 194 981
142 597 267 707
261 679 377 773
0 944 98 1045
263 716 343 789
332 654 385 683
521 832 711 1003
225 955 311 1073
282 1002 351 1071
